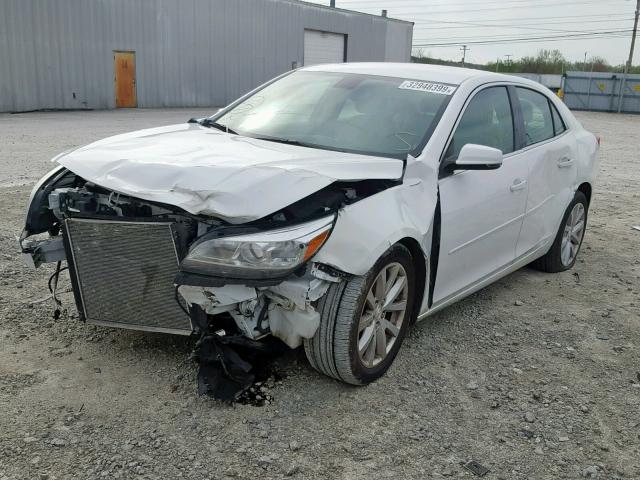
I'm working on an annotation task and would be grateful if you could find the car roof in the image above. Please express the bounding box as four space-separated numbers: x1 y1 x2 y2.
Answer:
301 62 523 86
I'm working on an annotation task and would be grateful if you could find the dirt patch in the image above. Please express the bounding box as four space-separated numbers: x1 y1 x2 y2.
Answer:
0 109 639 480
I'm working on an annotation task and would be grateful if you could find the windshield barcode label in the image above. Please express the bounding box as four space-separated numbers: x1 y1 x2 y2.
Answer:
398 81 457 95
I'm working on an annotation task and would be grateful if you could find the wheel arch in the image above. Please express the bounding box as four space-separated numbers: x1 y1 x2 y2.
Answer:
396 237 428 325
577 182 592 205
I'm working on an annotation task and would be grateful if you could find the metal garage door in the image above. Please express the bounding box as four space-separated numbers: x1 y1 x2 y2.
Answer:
303 30 346 66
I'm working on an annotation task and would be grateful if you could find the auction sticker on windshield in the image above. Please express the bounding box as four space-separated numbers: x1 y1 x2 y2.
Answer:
398 81 456 95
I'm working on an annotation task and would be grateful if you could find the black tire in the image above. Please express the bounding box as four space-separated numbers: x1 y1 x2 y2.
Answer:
531 191 588 273
304 244 416 385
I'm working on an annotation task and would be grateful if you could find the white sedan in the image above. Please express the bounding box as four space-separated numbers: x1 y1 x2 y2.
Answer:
21 63 598 393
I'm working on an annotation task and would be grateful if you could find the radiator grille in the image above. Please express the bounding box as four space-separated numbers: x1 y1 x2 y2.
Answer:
65 218 192 334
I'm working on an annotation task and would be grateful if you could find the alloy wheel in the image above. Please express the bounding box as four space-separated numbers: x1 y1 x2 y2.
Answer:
357 262 409 368
560 202 585 266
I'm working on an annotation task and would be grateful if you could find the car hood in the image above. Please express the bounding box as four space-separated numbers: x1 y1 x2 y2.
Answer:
55 123 404 223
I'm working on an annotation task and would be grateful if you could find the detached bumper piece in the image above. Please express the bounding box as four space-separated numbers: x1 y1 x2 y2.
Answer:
63 218 192 334
190 306 286 401
21 236 66 269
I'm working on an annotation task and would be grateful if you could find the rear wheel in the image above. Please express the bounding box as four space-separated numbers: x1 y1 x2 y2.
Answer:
532 191 588 273
304 244 416 385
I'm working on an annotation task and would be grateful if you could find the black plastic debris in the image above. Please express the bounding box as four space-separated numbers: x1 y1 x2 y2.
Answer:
463 461 490 477
236 367 286 407
193 333 255 400
189 305 287 402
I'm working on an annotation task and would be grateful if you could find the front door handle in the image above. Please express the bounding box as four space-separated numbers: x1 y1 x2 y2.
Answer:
510 178 527 192
557 157 575 168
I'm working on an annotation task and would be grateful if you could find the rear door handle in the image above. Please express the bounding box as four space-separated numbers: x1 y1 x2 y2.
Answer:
557 157 574 168
510 178 527 192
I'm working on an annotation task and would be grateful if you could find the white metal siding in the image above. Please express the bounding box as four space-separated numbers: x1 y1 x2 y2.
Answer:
0 0 413 112
303 30 345 66
384 21 413 62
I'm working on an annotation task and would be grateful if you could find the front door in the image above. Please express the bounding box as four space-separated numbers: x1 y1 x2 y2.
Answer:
114 51 137 108
433 86 529 304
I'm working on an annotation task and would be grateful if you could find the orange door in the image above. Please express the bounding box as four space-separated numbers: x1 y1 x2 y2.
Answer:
114 51 137 108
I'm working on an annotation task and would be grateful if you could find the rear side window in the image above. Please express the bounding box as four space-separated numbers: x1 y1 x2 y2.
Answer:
516 87 554 146
446 86 514 160
550 101 566 136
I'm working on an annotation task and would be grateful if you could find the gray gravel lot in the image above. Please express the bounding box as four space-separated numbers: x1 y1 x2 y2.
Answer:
0 109 638 480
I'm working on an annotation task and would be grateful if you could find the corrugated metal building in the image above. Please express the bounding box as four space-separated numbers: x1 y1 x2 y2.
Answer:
0 0 413 112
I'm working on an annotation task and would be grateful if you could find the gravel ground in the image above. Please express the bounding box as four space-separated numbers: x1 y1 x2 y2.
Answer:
0 109 638 480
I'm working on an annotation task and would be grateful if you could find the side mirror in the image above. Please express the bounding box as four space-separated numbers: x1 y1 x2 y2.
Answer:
446 144 503 173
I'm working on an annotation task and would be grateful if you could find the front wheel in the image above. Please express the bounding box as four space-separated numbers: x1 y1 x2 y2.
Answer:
304 244 416 385
532 191 588 273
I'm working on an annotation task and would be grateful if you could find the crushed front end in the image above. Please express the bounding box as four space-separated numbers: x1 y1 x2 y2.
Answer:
20 167 390 399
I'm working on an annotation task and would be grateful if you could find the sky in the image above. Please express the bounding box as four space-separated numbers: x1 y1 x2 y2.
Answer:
305 0 638 67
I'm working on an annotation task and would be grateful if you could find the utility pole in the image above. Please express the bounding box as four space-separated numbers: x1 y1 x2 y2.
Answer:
584 52 588 71
505 54 513 71
460 45 469 67
618 0 639 112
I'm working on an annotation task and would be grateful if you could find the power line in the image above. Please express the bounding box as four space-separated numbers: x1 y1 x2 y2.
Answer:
323 0 633 59
332 0 629 15
414 16 632 25
411 13 632 23
412 18 635 33
413 29 633 47
413 35 632 47
327 1 631 20
415 23 634 36
414 31 632 46
334 0 628 7
326 2 632 23
414 27 633 42
415 35 632 48
415 27 634 43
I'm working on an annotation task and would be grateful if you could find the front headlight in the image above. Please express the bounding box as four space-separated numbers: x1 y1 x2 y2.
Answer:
180 216 334 279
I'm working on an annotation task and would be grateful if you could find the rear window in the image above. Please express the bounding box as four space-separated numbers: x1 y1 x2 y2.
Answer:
516 87 554 146
550 101 567 136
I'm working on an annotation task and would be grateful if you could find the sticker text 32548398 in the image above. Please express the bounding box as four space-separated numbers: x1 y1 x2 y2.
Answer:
398 80 457 95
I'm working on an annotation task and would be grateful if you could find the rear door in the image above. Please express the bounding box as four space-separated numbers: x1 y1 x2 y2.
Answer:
433 86 529 304
512 87 577 257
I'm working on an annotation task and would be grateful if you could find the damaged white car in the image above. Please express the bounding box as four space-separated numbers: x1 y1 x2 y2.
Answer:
21 64 599 394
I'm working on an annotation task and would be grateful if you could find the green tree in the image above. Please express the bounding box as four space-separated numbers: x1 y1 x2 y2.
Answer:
587 56 610 72
413 49 636 74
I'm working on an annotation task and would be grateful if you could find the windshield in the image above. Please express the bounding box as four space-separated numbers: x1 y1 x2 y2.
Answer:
213 71 455 159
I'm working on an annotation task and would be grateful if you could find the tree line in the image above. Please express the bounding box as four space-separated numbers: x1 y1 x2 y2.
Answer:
413 49 640 75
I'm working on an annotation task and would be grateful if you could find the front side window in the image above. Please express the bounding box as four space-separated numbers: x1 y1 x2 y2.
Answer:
214 71 454 158
516 87 554 146
445 86 514 160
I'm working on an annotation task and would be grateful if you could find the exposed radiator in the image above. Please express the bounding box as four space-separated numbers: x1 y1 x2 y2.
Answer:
64 218 192 335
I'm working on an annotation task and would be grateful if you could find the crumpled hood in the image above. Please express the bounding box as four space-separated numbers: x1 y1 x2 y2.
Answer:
55 123 404 223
